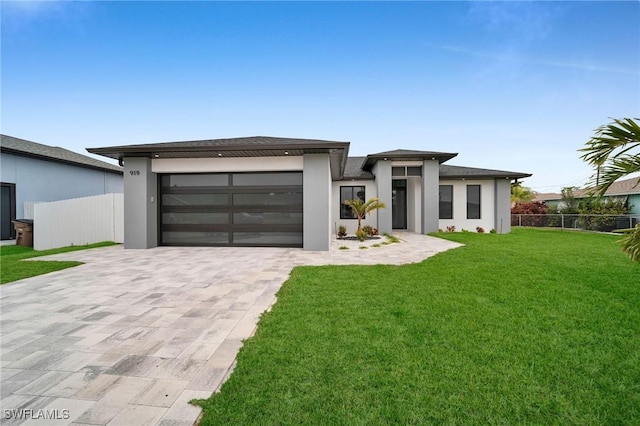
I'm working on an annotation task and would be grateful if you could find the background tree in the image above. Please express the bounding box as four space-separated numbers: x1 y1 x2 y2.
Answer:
344 198 386 233
559 186 579 213
511 182 536 203
579 117 640 262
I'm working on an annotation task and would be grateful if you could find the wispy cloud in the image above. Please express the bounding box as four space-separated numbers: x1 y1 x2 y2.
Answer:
426 43 640 77
466 2 557 43
1 1 92 32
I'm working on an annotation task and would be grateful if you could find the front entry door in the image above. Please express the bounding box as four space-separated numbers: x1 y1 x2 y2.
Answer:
392 179 407 229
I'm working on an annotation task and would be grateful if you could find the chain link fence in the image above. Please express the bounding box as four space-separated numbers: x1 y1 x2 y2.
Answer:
511 214 639 232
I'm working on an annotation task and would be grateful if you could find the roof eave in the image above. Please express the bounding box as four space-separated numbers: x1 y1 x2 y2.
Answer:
87 142 351 180
440 173 533 180
87 142 350 156
362 152 458 171
1 146 123 174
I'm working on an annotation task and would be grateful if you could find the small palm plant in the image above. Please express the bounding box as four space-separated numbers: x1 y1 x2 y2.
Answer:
344 197 386 233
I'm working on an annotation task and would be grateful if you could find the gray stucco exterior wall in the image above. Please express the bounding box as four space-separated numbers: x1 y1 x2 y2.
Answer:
421 159 439 233
303 153 331 251
0 152 123 219
123 157 157 249
494 178 511 234
373 161 392 234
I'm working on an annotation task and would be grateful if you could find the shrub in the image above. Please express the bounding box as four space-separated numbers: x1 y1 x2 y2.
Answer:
362 225 374 236
578 199 631 232
511 201 549 226
337 225 347 238
489 228 497 234
355 229 368 242
476 226 485 233
446 226 456 232
546 204 562 228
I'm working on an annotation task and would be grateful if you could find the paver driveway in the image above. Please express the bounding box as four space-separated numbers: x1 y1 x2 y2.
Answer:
0 233 460 425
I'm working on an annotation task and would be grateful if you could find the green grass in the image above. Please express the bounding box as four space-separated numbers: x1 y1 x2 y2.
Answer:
0 242 117 284
384 233 400 243
195 228 640 424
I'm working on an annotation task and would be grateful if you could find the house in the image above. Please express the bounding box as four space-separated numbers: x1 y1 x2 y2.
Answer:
534 176 640 215
87 136 531 250
0 135 124 240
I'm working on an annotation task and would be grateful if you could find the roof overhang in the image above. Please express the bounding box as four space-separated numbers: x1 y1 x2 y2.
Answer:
362 152 458 171
440 172 533 180
1 146 123 175
87 139 350 180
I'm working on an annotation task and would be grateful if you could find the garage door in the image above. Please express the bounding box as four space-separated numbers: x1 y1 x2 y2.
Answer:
160 172 303 247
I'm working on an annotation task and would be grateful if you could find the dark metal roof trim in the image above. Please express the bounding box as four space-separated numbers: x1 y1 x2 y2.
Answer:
87 136 350 180
439 164 532 180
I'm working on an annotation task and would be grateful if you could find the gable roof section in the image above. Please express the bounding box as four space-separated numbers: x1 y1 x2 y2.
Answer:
1 134 123 174
342 157 375 180
439 165 532 179
362 149 458 171
535 176 640 202
340 159 531 181
87 136 350 180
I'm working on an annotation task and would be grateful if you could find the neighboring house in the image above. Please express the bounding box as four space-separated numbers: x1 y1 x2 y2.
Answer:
534 176 640 215
88 136 531 251
0 135 124 240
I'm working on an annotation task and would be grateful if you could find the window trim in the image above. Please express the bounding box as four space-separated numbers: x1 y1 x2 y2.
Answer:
439 185 453 220
340 185 366 219
466 184 481 219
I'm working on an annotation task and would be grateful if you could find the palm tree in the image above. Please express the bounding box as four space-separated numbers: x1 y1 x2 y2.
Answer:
511 182 536 204
579 117 640 262
344 197 386 233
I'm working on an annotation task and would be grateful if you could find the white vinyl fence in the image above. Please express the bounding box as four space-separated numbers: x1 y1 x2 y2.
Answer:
33 193 124 250
23 201 36 220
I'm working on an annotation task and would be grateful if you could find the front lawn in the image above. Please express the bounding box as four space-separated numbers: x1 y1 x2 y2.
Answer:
0 242 116 284
196 228 640 424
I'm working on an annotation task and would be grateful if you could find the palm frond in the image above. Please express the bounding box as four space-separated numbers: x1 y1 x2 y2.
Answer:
362 198 386 215
620 225 640 262
579 118 640 166
580 118 640 263
580 118 640 197
585 155 640 197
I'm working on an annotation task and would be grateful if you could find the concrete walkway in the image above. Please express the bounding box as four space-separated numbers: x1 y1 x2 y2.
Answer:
0 233 460 425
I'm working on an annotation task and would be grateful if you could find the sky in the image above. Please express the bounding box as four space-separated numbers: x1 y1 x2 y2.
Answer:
2 1 639 193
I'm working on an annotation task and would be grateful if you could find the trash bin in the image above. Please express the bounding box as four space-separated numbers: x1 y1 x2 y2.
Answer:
12 219 34 247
